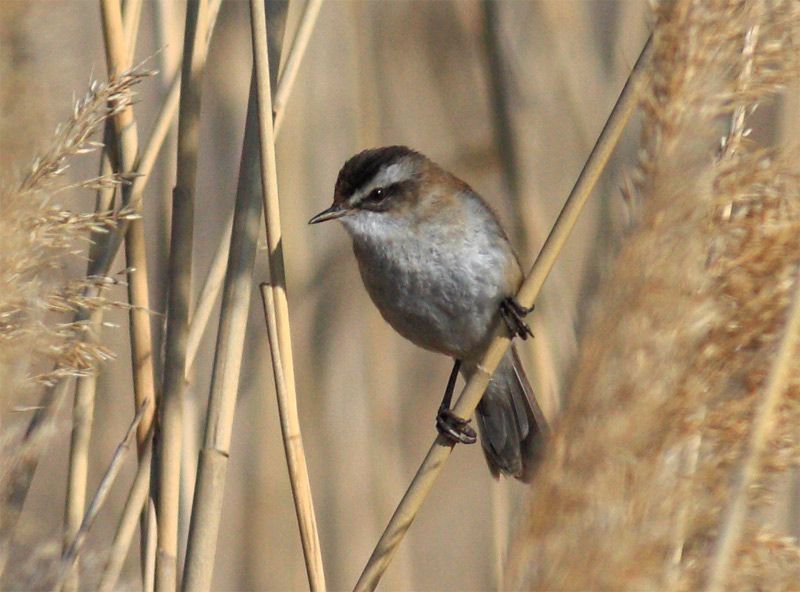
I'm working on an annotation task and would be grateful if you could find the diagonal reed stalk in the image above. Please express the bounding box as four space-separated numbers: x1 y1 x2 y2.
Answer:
59 401 150 580
705 264 800 591
62 2 145 590
259 284 325 591
98 426 156 592
185 0 324 374
272 0 323 132
156 0 211 590
353 33 654 592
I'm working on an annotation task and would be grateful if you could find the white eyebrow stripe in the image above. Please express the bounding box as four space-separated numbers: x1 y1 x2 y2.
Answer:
377 161 414 186
349 158 415 205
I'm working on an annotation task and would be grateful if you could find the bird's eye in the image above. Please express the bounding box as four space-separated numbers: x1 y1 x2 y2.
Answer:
367 187 385 202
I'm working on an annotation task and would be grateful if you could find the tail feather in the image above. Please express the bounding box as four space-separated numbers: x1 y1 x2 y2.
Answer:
469 345 546 482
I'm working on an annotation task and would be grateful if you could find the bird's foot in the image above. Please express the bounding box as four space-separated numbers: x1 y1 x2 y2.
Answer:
436 406 477 445
500 297 534 339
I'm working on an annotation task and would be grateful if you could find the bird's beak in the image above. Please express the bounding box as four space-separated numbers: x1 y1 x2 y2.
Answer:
308 203 348 224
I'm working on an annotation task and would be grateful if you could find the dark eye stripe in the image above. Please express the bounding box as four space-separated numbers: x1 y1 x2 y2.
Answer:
359 181 404 212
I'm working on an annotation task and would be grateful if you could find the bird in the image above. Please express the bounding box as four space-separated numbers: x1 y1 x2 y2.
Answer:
309 146 547 482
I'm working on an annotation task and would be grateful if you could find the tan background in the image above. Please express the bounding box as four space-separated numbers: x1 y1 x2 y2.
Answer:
1 1 653 589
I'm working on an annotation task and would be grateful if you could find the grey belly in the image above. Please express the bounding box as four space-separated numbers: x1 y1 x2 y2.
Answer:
356 253 502 358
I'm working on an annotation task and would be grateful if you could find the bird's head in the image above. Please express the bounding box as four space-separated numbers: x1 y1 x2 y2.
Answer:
309 146 469 238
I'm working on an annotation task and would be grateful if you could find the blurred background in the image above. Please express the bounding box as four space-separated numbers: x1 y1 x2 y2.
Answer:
1 1 651 589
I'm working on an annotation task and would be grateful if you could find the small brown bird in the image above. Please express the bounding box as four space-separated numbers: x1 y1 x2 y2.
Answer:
310 146 546 481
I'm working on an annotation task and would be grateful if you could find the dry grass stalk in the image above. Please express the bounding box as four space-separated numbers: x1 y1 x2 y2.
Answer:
1 35 201 588
97 1 158 588
185 0 324 374
53 4 222 585
184 215 233 372
88 0 225 286
353 32 653 592
507 1 800 589
122 0 143 57
62 356 99 592
156 0 212 589
247 4 326 587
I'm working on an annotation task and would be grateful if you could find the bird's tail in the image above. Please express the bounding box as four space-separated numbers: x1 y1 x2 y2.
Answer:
468 345 546 482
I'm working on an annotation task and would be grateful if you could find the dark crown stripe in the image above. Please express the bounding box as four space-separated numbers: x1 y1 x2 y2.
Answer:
335 145 418 200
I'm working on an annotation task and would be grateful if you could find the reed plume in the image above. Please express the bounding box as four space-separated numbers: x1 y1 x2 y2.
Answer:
0 68 147 585
509 1 800 589
0 70 146 396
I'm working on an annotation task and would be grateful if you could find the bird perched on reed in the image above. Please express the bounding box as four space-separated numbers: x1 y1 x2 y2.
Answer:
310 146 546 481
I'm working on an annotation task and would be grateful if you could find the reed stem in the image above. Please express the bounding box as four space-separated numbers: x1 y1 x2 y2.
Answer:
180 75 264 592
62 2 144 589
249 0 325 585
156 0 211 589
183 1 325 588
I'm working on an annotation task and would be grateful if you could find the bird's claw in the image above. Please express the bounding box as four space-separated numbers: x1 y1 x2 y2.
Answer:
436 406 477 445
500 297 534 340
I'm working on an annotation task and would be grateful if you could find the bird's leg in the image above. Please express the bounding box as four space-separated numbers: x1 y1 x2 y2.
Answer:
436 359 477 445
500 297 534 340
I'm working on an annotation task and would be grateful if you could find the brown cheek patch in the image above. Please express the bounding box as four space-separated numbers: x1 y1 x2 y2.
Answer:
410 167 472 226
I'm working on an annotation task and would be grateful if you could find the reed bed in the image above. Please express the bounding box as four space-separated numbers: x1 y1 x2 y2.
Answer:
508 1 800 589
2 1 798 590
